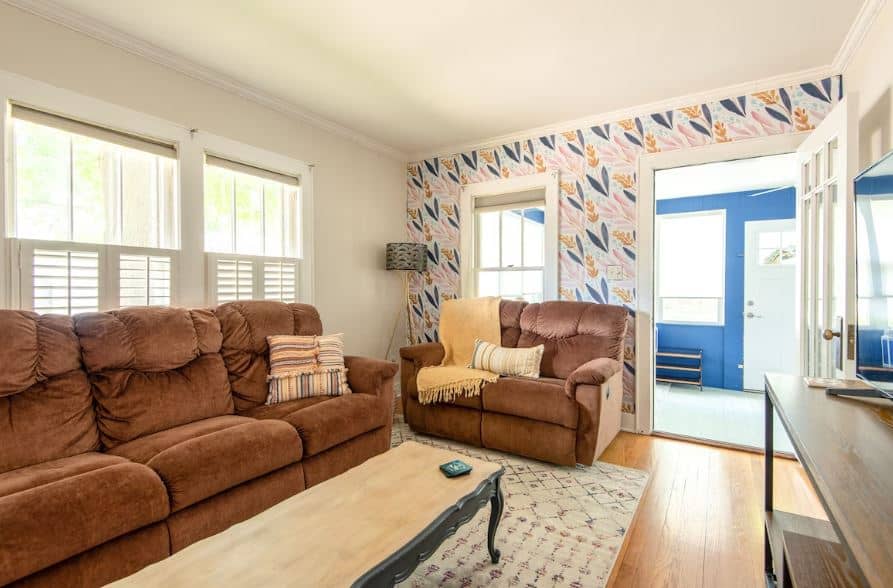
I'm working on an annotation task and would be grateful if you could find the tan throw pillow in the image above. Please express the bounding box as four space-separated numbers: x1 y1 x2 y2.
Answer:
468 339 544 378
266 334 351 404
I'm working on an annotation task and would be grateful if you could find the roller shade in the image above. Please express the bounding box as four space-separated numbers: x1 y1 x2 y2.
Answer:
474 188 545 212
206 154 300 187
11 104 177 160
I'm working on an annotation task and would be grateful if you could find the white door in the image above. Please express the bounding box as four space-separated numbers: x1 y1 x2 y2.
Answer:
743 219 797 390
797 95 858 378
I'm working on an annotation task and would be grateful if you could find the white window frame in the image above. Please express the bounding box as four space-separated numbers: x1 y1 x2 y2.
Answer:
459 171 559 300
655 209 727 326
0 70 314 312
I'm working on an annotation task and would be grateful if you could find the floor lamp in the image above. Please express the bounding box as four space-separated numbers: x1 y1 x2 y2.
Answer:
385 242 427 361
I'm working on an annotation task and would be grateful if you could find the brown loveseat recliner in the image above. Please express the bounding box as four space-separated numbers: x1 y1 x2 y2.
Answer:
400 300 627 466
0 301 396 587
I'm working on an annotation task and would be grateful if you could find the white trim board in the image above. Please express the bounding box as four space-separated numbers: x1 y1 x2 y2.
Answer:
832 0 887 74
635 132 807 435
414 65 835 161
459 172 559 301
2 0 408 162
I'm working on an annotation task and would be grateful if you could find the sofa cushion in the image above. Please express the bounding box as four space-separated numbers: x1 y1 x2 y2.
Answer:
250 393 384 456
75 308 233 448
0 311 99 473
106 415 256 464
517 301 628 379
110 418 301 512
0 456 168 585
482 376 578 428
216 301 323 412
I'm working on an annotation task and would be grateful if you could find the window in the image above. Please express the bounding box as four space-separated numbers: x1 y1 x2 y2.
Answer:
475 204 545 302
204 155 302 304
11 106 177 248
656 210 726 324
10 105 179 314
758 230 797 265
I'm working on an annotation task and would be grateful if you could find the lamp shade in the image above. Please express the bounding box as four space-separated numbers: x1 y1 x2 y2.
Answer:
386 242 427 271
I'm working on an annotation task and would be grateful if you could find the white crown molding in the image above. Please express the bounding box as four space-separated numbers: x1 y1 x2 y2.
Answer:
832 0 887 73
411 64 837 161
2 0 409 161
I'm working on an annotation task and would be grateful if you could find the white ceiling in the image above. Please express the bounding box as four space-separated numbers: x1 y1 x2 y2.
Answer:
33 0 864 158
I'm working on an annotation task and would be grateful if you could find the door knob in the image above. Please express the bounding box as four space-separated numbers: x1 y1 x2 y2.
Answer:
822 328 841 341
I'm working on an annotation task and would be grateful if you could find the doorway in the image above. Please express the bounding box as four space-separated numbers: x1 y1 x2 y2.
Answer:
650 154 797 451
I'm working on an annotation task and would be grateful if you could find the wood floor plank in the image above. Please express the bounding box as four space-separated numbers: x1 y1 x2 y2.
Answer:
602 432 823 587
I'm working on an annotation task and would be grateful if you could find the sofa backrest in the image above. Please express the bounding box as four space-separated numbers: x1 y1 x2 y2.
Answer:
0 311 99 473
501 300 628 380
75 307 232 448
215 301 323 412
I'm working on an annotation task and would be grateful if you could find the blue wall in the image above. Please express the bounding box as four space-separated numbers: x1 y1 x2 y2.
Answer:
656 187 795 391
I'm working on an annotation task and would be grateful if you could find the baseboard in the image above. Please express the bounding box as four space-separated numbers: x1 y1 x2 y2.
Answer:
620 412 636 432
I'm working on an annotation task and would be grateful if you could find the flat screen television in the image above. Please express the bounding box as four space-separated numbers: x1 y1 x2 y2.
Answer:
855 148 893 398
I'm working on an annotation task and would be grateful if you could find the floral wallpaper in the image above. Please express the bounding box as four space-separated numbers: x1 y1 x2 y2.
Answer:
406 76 841 413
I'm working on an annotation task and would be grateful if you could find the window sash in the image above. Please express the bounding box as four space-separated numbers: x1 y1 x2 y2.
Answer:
473 203 545 298
10 115 179 248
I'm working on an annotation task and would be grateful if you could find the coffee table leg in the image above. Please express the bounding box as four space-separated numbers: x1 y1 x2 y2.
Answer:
487 477 504 564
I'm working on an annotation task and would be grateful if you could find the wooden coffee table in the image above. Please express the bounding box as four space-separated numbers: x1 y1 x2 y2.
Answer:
109 441 505 587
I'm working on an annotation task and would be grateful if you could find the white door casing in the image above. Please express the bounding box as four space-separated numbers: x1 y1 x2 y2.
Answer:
743 219 798 390
796 94 858 379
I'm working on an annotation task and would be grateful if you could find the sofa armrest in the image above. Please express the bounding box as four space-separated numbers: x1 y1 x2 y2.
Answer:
565 357 621 399
344 356 398 396
399 342 445 368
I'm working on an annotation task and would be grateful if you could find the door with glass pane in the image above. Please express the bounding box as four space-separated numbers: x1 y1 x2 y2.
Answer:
797 95 857 378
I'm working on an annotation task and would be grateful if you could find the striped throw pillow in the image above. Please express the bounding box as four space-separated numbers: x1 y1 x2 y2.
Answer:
266 333 351 403
468 339 544 378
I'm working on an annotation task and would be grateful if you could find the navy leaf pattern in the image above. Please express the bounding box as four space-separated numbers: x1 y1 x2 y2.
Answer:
821 77 832 101
690 119 712 137
601 167 610 197
701 104 712 127
652 112 672 129
539 135 556 150
801 82 830 103
587 174 607 196
634 118 644 137
586 283 604 304
779 88 792 113
591 125 610 141
624 132 642 147
461 153 477 170
587 228 608 253
720 98 745 117
765 107 791 124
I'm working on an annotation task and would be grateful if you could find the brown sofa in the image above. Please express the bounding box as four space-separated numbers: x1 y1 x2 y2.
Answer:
0 301 396 587
400 300 627 466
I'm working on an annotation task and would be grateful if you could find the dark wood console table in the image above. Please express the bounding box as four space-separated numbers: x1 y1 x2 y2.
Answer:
764 373 893 587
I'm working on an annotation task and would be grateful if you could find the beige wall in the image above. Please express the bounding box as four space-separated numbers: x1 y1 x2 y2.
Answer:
846 1 893 170
0 4 407 358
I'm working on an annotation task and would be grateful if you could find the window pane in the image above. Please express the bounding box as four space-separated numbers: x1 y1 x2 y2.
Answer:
264 261 297 302
121 149 159 247
477 211 500 268
522 270 543 302
204 166 234 253
660 298 719 323
478 271 498 296
657 211 724 298
234 175 263 255
14 120 71 241
264 183 283 257
72 136 115 244
120 254 171 307
501 210 522 267
522 207 544 266
499 270 522 298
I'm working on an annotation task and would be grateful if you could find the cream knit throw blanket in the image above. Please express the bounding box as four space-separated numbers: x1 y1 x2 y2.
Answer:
417 296 501 404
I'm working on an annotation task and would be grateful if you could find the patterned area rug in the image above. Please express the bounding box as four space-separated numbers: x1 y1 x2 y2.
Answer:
391 417 648 587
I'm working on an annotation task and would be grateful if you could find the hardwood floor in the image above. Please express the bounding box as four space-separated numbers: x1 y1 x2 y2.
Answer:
601 432 825 588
